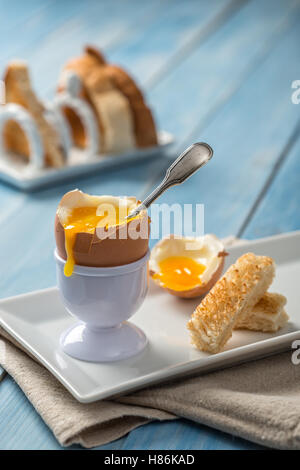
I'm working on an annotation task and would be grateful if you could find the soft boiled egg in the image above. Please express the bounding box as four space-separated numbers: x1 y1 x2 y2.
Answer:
149 234 226 298
55 189 149 277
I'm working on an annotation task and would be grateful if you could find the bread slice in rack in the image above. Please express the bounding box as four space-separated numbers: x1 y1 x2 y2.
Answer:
235 292 288 332
85 68 135 154
4 61 65 167
58 46 157 153
103 65 157 148
187 253 275 353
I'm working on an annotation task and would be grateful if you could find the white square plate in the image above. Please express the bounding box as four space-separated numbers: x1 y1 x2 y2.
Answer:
0 232 299 403
0 130 174 190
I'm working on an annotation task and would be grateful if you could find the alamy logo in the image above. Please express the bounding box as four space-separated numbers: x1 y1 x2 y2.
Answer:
291 80 300 104
291 340 300 364
94 202 205 241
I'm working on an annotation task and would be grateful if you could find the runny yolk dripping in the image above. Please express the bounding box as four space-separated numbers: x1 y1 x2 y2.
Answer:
62 205 130 277
153 256 206 291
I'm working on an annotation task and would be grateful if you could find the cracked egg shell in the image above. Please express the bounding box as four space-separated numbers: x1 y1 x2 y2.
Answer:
149 234 226 298
55 189 150 271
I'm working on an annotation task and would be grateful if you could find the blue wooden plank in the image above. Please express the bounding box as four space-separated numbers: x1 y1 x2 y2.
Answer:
242 127 300 238
0 0 90 70
0 375 79 449
0 0 53 33
109 0 238 88
22 0 235 100
121 420 265 450
149 0 300 143
0 375 264 450
1 0 171 99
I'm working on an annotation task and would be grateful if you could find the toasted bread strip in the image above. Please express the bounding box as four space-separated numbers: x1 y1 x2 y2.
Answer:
187 253 275 353
235 292 288 332
4 61 65 167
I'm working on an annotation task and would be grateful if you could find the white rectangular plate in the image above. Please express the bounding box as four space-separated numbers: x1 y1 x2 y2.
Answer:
0 232 299 403
0 130 173 190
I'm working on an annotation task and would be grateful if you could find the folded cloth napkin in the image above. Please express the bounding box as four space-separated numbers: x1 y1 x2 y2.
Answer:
1 237 300 450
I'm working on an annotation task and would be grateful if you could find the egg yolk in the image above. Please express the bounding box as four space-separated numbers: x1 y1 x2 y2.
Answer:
153 256 206 291
63 205 130 277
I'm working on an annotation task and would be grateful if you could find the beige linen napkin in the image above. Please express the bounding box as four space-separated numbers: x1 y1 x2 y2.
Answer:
1 237 300 450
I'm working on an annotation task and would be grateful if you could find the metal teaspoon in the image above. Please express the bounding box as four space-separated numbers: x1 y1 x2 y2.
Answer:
127 142 213 219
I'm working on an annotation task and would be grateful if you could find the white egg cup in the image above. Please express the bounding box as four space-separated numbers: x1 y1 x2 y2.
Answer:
55 250 149 363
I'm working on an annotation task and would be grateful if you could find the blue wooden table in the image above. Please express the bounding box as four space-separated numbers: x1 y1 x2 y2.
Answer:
0 0 300 450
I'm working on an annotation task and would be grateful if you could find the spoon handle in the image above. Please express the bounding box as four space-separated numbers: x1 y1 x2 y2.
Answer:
129 142 213 219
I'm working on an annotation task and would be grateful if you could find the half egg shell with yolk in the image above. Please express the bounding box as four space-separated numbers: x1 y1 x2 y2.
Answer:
149 234 226 298
55 189 150 276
